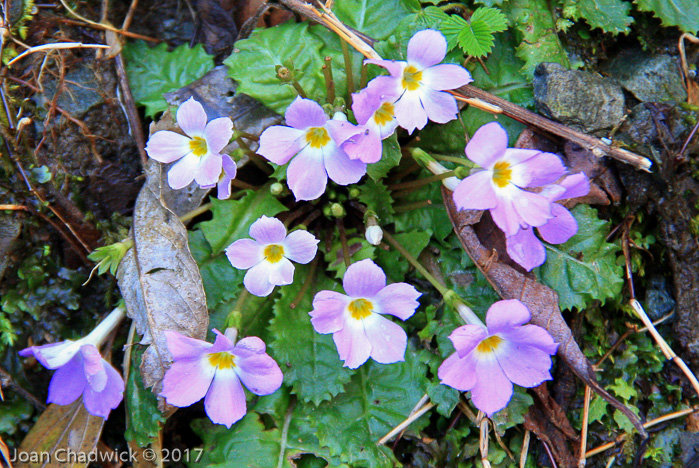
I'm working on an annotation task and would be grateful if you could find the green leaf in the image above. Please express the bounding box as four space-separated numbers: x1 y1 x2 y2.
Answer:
588 395 608 424
359 179 395 223
563 0 633 35
189 230 243 309
441 8 508 57
635 0 699 33
610 377 638 400
268 266 353 404
490 387 533 435
123 41 215 117
225 22 330 114
198 189 288 256
472 7 509 32
539 205 624 311
367 134 402 181
125 346 165 446
376 230 431 282
324 232 376 278
333 0 413 40
374 7 446 61
393 172 453 242
418 346 460 416
314 347 428 468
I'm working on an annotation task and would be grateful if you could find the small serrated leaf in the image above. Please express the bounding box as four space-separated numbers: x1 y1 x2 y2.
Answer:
563 0 633 35
471 7 509 32
359 179 395 223
457 18 496 57
635 0 699 34
367 134 402 181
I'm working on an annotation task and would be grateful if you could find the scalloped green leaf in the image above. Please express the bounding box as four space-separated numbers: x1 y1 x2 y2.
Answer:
563 0 633 35
635 0 699 33
441 8 508 57
333 0 413 40
123 41 215 117
359 179 395 223
124 346 165 446
539 205 624 311
268 266 353 404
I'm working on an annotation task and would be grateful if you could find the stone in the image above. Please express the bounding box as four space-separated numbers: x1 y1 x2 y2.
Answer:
605 52 687 103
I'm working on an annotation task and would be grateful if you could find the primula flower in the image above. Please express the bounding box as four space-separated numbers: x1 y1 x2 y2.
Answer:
160 329 283 428
226 215 319 297
201 154 238 200
341 85 400 163
438 299 558 417
506 173 590 271
309 259 420 369
452 122 567 236
146 97 234 190
257 97 367 201
365 29 473 134
19 307 126 418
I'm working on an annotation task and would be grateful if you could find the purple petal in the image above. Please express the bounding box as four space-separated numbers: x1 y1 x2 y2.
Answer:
364 314 407 364
161 358 215 407
438 352 478 392
210 331 235 352
268 257 294 286
422 64 472 91
164 330 213 360
287 148 327 201
510 151 567 187
217 155 237 199
177 98 207 138
448 325 488 358
470 354 513 417
145 131 192 163
452 171 498 210
233 348 283 395
204 117 234 153
496 342 553 388
310 291 349 334
557 173 590 200
538 204 577 244
167 153 198 189
394 91 428 134
420 88 459 124
282 230 318 264
485 299 531 334
500 324 559 355
243 262 275 297
364 59 405 78
80 345 107 392
511 190 554 228
489 194 522 236
333 321 371 369
465 122 508 168
323 145 367 186
82 361 124 418
374 283 420 320
226 239 263 270
194 153 223 187
249 215 287 245
506 228 546 272
257 126 306 165
285 96 328 129
232 336 266 355
343 259 386 298
20 341 78 369
352 87 384 125
327 119 363 145
204 369 247 428
499 148 541 167
407 29 446 69
48 354 86 406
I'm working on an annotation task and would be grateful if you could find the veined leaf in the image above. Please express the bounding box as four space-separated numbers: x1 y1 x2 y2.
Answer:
359 179 395 223
333 0 413 40
635 0 699 33
367 134 402 181
125 346 165 447
563 0 633 35
440 7 507 57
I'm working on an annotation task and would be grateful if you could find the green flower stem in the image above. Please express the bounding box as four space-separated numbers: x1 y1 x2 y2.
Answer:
290 254 319 309
341 40 355 99
393 199 433 213
233 129 259 142
336 218 351 268
445 291 484 327
431 154 474 166
322 56 336 104
382 230 449 297
359 62 368 89
179 203 212 224
387 171 457 192
225 289 249 330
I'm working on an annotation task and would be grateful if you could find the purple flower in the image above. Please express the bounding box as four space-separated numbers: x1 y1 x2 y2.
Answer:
20 341 125 418
146 97 234 190
506 173 590 271
201 154 238 200
226 215 319 297
160 329 283 428
309 259 421 369
257 97 367 201
365 29 472 134
341 85 400 163
438 299 558 417
452 122 568 236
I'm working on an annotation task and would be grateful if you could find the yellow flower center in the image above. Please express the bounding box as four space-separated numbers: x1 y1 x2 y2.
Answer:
401 65 423 91
476 335 503 354
373 102 395 126
492 161 513 188
208 351 236 369
305 127 331 148
264 244 285 263
189 136 208 157
348 298 374 320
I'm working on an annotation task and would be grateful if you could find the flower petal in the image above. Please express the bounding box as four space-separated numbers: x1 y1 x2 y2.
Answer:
374 283 421 320
511 190 554 228
537 204 577 244
268 257 294 286
510 151 567 187
282 230 318 264
364 60 405 78
327 119 363 145
465 122 508 168
243 262 275 297
343 259 386 298
557 173 590 200
310 291 350 334
226 239 263 270
333 321 371 369
48 354 86 406
393 91 428 134
82 361 124 418
287 147 327 201
204 117 234 153
20 341 80 369
80 345 107 392
420 87 459 124
233 344 283 395
340 128 381 163
407 29 446 69
161 357 215 407
470 353 513 417
438 351 478 392
323 145 367 186
217 155 237 200
257 126 306 165
448 324 488 358
249 215 287 245
422 63 472 91
167 153 199 189
194 153 223 187
285 96 328 129
452 171 498 210
146 131 192 163
500 324 559 355
177 98 207 138
204 369 247 428
496 341 553 388
364 314 407 364
485 299 531 334
506 227 546 272
164 330 213 360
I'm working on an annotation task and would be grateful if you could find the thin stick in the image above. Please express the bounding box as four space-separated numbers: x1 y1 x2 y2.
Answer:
57 18 160 42
115 53 148 165
341 40 355 100
479 418 492 468
387 171 457 191
322 56 335 104
8 42 109 66
579 385 592 467
377 401 435 444
519 430 530 468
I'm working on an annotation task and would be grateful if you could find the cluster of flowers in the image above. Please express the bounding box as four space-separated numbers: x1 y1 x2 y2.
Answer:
20 28 572 427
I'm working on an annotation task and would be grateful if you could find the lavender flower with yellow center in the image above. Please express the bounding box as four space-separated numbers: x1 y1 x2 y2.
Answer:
309 259 421 369
438 299 558 417
160 328 283 428
226 215 319 297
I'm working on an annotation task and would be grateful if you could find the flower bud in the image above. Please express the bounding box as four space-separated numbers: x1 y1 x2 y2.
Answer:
365 225 383 245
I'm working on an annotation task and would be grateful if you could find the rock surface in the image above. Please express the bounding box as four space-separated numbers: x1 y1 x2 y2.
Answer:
605 52 687 103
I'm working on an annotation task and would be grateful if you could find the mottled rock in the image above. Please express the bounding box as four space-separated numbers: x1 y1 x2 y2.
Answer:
605 52 687 103
533 62 625 135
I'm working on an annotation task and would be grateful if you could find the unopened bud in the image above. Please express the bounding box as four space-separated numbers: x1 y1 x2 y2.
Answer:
442 176 461 191
270 182 284 196
365 225 383 245
332 111 348 122
349 187 361 199
454 166 470 179
330 203 346 218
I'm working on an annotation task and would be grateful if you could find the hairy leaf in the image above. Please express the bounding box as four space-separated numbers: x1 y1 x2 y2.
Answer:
359 179 395 223
563 0 633 35
123 41 214 117
334 0 412 40
125 346 165 446
635 0 699 33
540 205 624 311
367 134 402 181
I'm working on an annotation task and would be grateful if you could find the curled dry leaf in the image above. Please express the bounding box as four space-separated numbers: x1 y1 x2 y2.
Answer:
117 161 209 398
442 188 647 437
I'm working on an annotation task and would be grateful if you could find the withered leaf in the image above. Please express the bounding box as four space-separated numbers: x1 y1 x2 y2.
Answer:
15 398 104 468
442 188 646 437
117 161 208 396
